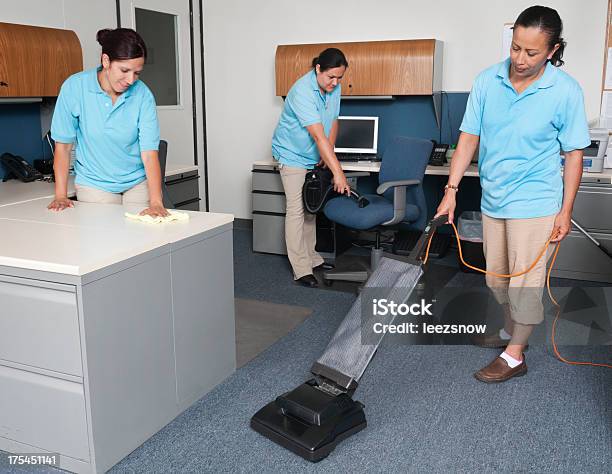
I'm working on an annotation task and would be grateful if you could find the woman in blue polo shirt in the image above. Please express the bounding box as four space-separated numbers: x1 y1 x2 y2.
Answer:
48 28 168 217
435 6 589 382
272 48 351 287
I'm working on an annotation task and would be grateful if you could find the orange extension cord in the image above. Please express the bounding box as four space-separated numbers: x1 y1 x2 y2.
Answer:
421 222 611 369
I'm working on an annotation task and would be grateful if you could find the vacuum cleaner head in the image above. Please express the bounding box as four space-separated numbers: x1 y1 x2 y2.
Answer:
251 215 449 462
250 379 366 462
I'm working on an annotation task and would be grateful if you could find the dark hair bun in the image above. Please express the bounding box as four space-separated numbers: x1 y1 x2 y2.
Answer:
311 48 348 72
96 28 147 61
96 29 112 46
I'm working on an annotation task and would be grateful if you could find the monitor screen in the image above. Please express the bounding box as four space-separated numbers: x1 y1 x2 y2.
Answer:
334 117 378 153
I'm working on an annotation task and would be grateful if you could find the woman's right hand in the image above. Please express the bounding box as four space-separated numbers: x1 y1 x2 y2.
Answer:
48 197 74 212
333 171 351 196
435 191 457 224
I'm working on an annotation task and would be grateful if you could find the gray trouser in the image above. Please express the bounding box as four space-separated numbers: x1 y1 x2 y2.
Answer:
279 165 324 279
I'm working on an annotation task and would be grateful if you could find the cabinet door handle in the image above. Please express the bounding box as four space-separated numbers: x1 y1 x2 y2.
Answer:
0 81 8 87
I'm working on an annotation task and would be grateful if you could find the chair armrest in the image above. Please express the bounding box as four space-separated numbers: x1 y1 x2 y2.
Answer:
375 179 421 195
376 179 421 226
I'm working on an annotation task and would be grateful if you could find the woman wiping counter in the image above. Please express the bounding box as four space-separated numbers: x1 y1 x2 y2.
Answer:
48 28 168 218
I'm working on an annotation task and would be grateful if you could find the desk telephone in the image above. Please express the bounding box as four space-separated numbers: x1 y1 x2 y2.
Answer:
1 152 44 182
428 142 449 166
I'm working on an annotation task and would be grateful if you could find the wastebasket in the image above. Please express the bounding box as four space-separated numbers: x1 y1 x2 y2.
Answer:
457 211 486 273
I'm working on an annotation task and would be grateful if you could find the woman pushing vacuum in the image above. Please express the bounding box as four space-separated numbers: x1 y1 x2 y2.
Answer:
435 5 590 383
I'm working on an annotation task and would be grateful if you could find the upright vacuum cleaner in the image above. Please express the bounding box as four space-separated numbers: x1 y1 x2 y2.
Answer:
250 214 449 462
571 218 612 259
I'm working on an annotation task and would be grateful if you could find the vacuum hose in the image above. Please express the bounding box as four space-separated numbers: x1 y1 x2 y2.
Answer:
422 219 611 370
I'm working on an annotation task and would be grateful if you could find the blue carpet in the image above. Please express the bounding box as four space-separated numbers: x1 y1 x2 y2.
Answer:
109 229 611 473
2 228 610 473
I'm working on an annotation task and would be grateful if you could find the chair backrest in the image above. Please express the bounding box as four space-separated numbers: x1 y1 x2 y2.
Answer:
158 139 174 208
378 136 433 230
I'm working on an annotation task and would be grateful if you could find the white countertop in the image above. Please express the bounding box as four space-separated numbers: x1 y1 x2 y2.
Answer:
0 178 76 207
0 163 199 207
252 159 612 183
0 198 232 276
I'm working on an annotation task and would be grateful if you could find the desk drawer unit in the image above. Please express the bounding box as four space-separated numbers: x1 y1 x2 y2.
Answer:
252 213 287 255
572 185 612 232
0 276 82 376
252 191 286 214
166 174 200 209
252 169 287 255
175 198 201 211
552 230 612 283
252 169 284 193
0 364 89 461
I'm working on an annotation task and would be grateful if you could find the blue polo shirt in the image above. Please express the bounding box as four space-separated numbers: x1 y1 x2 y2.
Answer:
51 67 160 193
460 58 590 219
272 70 341 169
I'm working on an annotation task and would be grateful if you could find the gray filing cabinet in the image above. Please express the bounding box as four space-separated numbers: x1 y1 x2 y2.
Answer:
250 164 350 260
0 222 235 473
165 170 200 211
552 181 612 283
252 167 287 255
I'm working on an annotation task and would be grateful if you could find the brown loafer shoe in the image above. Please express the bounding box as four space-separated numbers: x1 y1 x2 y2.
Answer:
471 333 529 350
474 355 527 383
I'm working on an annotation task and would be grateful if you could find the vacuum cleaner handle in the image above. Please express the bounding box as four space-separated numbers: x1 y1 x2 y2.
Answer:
349 189 369 208
406 214 449 264
429 214 450 228
571 218 612 259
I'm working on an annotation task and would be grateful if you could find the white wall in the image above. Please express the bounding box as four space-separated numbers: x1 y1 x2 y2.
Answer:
202 0 608 219
3 0 207 198
1 0 117 69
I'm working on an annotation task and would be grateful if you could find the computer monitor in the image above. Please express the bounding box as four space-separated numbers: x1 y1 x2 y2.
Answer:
334 116 379 154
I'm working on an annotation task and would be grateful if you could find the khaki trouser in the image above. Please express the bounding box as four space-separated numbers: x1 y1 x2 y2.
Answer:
279 165 324 279
482 213 557 326
75 180 150 206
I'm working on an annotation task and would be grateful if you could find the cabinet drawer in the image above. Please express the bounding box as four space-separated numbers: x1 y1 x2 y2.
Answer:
0 277 82 376
0 365 89 461
252 191 286 214
167 176 199 206
253 213 287 255
573 186 612 232
252 170 284 193
552 230 612 283
175 198 201 211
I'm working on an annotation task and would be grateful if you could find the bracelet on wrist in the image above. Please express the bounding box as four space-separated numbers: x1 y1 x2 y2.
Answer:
444 183 459 192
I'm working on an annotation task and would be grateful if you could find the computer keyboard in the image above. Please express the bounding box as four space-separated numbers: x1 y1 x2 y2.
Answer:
336 153 381 162
392 230 450 258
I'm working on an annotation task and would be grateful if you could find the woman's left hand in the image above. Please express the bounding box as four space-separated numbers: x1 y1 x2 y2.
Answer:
550 210 572 242
139 201 170 218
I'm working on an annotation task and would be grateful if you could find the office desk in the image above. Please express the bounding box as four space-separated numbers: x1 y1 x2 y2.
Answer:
341 160 481 177
252 160 612 282
251 160 479 256
0 164 199 208
252 159 481 177
254 159 612 183
0 199 235 473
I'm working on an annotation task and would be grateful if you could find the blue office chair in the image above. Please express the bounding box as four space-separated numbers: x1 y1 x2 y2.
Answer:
322 136 433 284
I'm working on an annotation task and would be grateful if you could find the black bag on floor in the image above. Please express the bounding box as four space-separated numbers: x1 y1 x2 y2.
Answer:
302 164 369 214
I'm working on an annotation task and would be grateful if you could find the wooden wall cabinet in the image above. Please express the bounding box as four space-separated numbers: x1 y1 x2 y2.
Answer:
275 39 443 97
0 22 83 97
